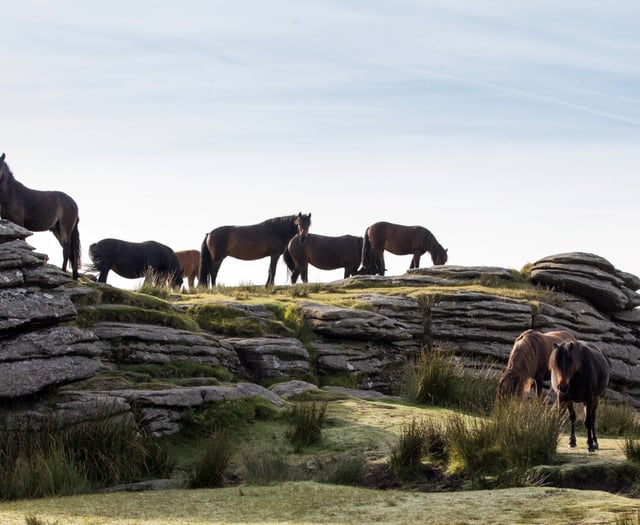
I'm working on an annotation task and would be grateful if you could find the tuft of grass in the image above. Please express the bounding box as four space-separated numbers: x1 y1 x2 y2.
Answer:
405 349 497 415
389 419 428 480
446 397 561 482
597 401 640 437
189 431 233 488
241 446 293 485
315 453 365 486
285 401 328 452
623 438 640 463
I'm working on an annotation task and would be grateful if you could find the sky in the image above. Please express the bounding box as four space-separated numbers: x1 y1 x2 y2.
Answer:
2 1 639 289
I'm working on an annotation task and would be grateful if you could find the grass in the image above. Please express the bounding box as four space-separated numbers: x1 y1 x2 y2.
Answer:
2 483 639 525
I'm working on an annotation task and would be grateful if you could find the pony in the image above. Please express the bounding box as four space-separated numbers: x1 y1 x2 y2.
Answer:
175 249 200 289
283 233 363 283
89 238 183 288
359 221 447 276
550 340 610 452
199 213 311 287
0 153 81 279
497 329 576 399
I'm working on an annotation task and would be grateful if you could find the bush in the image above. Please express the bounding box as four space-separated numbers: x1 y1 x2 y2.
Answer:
189 431 233 488
623 438 640 463
285 401 327 452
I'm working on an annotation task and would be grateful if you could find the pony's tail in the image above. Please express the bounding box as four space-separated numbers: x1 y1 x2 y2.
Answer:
359 227 372 273
70 218 81 279
199 233 212 288
282 245 299 284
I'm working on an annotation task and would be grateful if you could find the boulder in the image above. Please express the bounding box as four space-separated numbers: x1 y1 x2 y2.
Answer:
301 301 413 342
530 253 640 312
224 336 311 381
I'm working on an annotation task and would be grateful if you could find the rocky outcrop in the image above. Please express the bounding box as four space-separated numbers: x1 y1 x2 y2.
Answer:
2 218 640 434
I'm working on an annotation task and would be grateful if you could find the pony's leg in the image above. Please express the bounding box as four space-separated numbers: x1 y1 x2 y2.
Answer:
566 402 577 448
188 275 195 289
301 263 309 283
266 254 279 286
410 254 421 269
585 400 599 452
51 225 69 272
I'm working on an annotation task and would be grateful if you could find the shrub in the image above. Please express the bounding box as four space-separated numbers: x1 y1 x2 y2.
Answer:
284 401 327 452
189 431 233 488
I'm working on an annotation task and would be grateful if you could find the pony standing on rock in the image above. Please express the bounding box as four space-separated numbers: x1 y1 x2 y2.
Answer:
549 340 610 452
359 221 447 276
199 213 311 287
89 238 183 288
0 153 81 279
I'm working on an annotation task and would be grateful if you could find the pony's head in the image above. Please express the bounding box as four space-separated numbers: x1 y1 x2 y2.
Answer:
497 369 522 399
550 341 581 398
294 212 311 241
431 245 448 266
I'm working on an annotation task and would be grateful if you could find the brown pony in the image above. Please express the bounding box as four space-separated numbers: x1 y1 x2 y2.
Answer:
359 221 447 275
283 233 363 283
498 329 575 399
175 249 200 289
199 213 311 287
550 340 610 452
0 153 81 278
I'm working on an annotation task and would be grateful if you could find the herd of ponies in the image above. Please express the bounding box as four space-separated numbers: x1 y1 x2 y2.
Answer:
0 153 612 451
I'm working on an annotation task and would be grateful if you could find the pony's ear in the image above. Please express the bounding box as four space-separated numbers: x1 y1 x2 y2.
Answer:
0 153 5 163
553 342 560 349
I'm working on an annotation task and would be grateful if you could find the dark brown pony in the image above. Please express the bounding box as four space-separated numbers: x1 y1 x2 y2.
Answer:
498 329 576 399
199 213 311 287
89 238 183 288
0 153 81 278
283 233 363 283
550 340 610 452
175 249 200 289
359 221 447 275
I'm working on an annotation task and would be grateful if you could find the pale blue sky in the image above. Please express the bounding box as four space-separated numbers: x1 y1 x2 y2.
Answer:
2 1 639 287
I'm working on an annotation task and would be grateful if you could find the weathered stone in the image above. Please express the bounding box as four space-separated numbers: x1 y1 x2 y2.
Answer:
0 325 98 361
409 265 517 282
0 356 102 398
0 239 47 269
301 302 413 342
91 322 243 373
0 286 77 332
430 292 532 343
271 380 319 399
530 253 640 312
353 293 424 338
224 337 310 381
0 220 32 242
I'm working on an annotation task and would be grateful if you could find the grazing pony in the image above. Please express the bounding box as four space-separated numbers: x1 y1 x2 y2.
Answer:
283 233 363 283
359 221 447 276
175 249 200 289
550 340 610 452
0 153 81 278
89 238 183 288
199 213 311 287
498 329 575 399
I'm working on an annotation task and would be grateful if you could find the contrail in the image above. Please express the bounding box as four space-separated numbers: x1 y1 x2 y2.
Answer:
369 58 640 128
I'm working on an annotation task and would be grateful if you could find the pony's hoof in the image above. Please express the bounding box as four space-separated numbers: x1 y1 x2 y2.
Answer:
568 440 577 449
588 447 597 453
